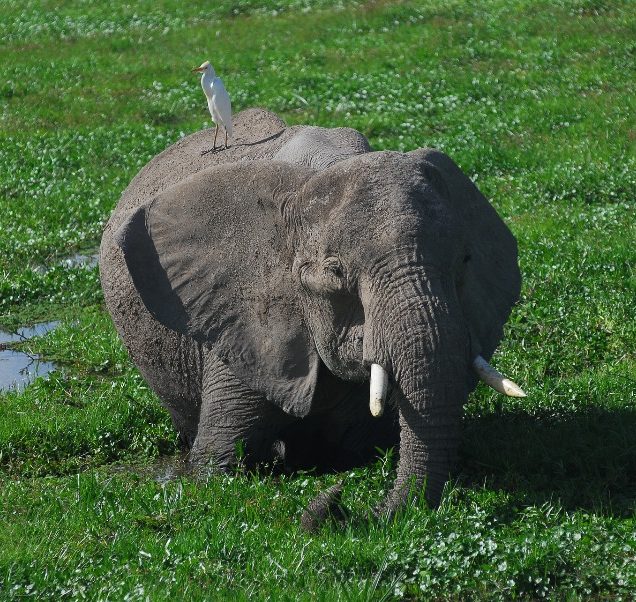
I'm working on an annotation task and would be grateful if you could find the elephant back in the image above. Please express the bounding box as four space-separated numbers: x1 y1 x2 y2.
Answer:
113 108 288 221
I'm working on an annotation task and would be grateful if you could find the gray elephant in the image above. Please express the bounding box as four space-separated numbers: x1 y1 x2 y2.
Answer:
100 109 523 518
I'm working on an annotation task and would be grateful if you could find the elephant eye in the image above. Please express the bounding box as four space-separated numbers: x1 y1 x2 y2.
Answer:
326 264 343 278
323 259 345 280
299 257 349 296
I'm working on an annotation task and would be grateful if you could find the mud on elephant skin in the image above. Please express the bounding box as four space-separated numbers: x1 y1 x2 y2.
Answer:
100 108 523 524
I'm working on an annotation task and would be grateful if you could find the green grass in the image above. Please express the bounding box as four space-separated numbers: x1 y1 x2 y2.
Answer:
1 0 635 599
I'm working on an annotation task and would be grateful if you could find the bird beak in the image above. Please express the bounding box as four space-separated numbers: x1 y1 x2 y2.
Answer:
192 67 204 73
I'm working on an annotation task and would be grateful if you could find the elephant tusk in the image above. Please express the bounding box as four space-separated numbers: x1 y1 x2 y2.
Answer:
369 363 389 417
472 355 527 397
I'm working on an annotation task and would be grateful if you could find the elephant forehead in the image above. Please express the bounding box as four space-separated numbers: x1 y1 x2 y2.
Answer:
302 158 431 230
338 150 419 178
305 151 424 205
302 161 462 262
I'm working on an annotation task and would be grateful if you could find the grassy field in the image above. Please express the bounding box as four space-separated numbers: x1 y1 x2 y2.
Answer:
1 0 635 599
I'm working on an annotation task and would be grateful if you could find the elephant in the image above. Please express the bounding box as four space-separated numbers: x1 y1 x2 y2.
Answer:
99 108 523 520
272 125 371 169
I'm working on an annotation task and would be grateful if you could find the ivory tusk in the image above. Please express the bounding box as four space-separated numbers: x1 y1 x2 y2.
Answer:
472 355 527 397
370 363 389 417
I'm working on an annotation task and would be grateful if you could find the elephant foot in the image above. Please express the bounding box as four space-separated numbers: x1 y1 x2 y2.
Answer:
300 482 347 533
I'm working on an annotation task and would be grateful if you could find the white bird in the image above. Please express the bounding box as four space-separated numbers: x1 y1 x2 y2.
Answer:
192 60 233 150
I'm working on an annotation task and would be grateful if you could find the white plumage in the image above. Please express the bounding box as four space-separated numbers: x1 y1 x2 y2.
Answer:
192 60 233 149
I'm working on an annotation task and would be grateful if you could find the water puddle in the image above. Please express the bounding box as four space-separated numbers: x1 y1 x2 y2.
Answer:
0 321 60 345
109 453 195 484
33 251 99 275
59 252 99 270
108 452 288 484
0 321 60 391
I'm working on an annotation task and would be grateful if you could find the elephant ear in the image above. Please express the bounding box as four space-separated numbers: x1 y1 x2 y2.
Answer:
410 148 521 361
114 161 319 418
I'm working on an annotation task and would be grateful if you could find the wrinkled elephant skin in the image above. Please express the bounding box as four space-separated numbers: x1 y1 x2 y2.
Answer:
100 109 521 521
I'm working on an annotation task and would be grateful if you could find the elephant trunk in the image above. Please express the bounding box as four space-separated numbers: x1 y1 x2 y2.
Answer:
365 265 469 515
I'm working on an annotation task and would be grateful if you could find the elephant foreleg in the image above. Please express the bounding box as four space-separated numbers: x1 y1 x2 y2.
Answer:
189 352 289 469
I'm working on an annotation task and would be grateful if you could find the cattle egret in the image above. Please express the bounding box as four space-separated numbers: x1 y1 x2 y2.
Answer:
192 60 233 150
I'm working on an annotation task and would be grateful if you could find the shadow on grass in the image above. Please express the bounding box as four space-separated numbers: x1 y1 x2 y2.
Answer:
459 407 636 516
104 405 636 520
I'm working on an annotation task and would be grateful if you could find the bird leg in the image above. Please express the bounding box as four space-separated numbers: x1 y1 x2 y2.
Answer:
225 130 229 149
200 125 220 156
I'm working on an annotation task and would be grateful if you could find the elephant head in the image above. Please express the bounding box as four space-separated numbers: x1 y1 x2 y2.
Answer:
272 125 371 169
114 145 521 515
286 148 522 513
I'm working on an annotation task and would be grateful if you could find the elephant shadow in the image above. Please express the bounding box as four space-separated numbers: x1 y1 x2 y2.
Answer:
154 403 636 519
459 406 636 517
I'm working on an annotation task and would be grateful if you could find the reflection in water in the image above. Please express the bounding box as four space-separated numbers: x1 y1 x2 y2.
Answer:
0 321 60 345
0 321 60 391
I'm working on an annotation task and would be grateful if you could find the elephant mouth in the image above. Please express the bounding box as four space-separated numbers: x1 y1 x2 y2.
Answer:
324 301 526 413
336 324 393 417
331 324 367 381
333 326 526 418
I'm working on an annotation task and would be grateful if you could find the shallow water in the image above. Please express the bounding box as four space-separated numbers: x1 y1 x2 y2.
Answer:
59 252 99 270
109 453 195 484
0 321 60 345
0 321 60 391
33 252 99 275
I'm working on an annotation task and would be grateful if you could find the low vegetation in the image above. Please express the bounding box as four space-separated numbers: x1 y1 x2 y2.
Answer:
1 0 634 599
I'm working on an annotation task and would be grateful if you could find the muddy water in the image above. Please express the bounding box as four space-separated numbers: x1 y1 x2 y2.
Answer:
0 321 59 391
109 453 198 484
2 251 99 390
